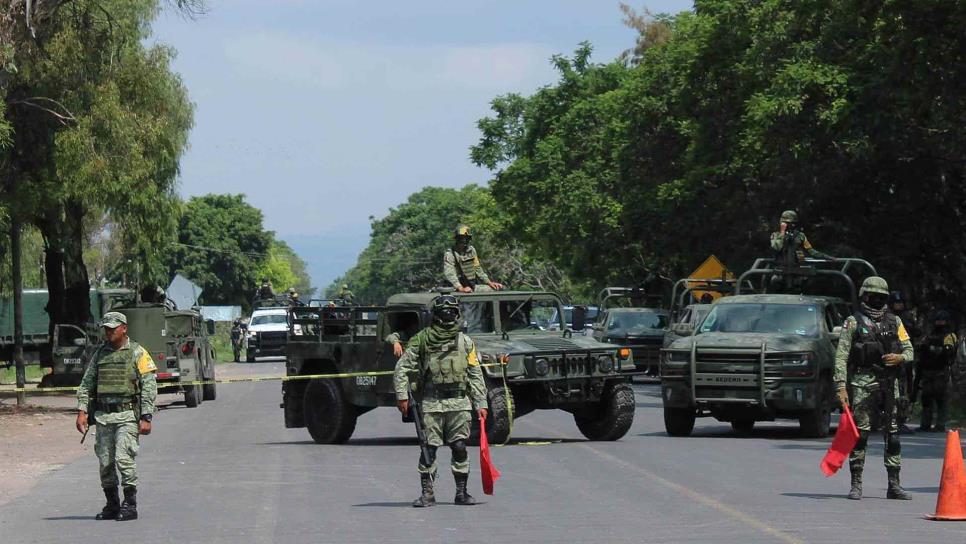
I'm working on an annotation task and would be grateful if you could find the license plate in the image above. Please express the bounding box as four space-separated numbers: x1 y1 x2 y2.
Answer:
695 373 757 386
64 358 82 366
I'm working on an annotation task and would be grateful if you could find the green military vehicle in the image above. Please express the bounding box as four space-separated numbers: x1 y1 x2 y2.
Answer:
115 303 218 407
660 258 876 438
282 289 636 444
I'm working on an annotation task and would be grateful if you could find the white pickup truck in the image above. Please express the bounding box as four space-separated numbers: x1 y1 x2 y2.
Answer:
246 307 289 362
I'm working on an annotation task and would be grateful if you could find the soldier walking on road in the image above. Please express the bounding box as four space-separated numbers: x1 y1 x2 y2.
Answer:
917 310 957 432
394 295 488 507
834 277 914 501
75 312 158 521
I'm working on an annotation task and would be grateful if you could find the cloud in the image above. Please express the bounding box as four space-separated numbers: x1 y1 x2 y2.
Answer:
222 32 555 93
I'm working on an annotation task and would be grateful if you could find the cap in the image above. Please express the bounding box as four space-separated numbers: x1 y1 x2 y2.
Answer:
100 311 127 329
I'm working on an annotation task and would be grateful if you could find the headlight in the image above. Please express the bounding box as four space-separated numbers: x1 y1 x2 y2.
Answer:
663 350 689 363
597 355 615 373
781 352 813 367
534 358 550 376
617 348 631 360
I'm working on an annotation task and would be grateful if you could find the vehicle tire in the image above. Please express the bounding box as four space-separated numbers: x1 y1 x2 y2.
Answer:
574 382 635 441
799 382 832 438
731 420 755 434
184 384 202 408
664 407 696 437
468 386 514 446
203 370 217 401
303 378 357 444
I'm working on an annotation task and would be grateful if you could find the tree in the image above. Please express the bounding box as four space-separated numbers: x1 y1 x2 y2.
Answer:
257 240 313 299
169 194 272 308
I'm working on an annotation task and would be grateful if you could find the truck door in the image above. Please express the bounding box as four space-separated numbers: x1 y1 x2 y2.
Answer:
52 324 92 377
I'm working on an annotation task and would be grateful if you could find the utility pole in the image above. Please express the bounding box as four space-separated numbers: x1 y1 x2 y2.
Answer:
11 219 25 406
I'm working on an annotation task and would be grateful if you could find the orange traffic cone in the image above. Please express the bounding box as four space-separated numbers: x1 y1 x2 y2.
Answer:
927 430 966 521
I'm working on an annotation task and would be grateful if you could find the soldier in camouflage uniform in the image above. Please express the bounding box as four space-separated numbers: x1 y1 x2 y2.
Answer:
75 312 158 521
443 226 503 293
917 310 957 432
394 295 488 507
337 283 355 304
769 210 833 265
834 277 914 501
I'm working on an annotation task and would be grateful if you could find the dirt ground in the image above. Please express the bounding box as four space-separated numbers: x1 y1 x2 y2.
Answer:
0 361 282 508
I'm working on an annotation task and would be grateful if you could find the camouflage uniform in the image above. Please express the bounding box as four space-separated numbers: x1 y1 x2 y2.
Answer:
394 328 488 475
443 245 492 291
769 210 832 265
338 284 354 304
77 339 158 490
917 330 958 431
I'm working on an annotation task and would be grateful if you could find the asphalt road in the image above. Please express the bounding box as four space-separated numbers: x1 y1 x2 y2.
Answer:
2 364 965 544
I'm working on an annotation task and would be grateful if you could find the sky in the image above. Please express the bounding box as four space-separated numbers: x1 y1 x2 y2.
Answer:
151 0 694 290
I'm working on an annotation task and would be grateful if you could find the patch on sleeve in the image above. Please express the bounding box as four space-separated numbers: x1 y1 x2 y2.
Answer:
897 322 910 343
473 256 481 267
467 347 480 367
137 350 157 374
801 236 813 250
945 333 958 347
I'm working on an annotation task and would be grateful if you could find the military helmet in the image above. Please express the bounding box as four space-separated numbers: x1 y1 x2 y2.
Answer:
432 294 461 326
341 283 349 290
780 210 799 223
289 287 296 294
859 276 890 297
454 225 472 240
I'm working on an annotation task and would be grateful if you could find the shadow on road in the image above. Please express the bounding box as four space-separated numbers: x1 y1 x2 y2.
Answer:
635 402 663 408
352 502 415 508
258 436 585 447
43 516 94 521
781 492 844 500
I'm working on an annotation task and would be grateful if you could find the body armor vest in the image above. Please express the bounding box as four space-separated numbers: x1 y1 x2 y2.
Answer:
451 248 479 288
96 343 141 398
422 334 469 396
919 334 950 372
848 312 899 369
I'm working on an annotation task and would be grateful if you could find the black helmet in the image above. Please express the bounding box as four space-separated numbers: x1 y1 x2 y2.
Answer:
432 295 461 326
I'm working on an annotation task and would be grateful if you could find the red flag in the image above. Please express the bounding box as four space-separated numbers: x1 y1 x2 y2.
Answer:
820 406 860 476
479 412 501 495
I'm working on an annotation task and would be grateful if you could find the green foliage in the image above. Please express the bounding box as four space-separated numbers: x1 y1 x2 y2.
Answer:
169 194 272 308
472 1 966 303
257 240 313 298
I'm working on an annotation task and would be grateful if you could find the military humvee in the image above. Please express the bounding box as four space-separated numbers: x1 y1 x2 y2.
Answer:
282 290 636 444
660 258 876 438
118 304 217 407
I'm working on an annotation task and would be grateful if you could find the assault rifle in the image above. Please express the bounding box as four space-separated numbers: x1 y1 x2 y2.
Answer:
406 381 434 478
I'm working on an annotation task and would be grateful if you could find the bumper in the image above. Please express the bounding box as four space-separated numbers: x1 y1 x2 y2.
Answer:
661 379 822 413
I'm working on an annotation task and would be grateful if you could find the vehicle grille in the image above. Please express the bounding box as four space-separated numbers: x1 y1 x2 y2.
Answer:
547 354 594 377
258 331 287 347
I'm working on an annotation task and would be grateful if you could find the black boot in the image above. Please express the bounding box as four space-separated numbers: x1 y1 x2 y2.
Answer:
886 468 912 500
412 474 436 508
116 487 138 521
848 462 863 500
95 487 120 520
454 473 476 505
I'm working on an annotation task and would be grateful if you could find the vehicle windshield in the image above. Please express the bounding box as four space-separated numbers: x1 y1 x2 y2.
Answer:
251 314 287 326
501 298 560 332
606 311 668 335
698 303 820 337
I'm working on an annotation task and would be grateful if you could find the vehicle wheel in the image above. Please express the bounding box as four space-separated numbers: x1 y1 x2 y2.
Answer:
664 407 695 437
184 384 202 408
203 370 217 401
574 382 635 441
731 420 755 434
799 382 832 438
303 378 357 444
468 386 514 446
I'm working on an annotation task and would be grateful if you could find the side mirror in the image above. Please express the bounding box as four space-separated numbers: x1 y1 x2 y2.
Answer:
206 319 216 335
73 337 87 347
672 323 694 336
572 306 587 332
830 325 842 341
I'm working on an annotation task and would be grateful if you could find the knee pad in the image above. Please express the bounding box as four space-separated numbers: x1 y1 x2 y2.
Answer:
887 433 901 456
420 445 438 466
855 431 869 451
450 440 467 463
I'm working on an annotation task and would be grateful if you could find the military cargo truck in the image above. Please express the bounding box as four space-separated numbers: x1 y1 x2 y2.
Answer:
282 290 636 444
660 258 875 438
117 304 217 407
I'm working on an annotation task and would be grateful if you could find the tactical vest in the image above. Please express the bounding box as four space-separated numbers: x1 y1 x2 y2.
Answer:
848 312 899 369
451 248 479 288
95 342 142 398
919 334 950 372
421 334 470 398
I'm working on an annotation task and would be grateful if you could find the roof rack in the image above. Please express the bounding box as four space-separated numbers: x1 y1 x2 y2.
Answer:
735 257 878 308
596 287 664 310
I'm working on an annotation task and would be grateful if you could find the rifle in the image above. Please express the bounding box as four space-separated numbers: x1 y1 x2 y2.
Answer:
406 381 434 479
81 383 96 444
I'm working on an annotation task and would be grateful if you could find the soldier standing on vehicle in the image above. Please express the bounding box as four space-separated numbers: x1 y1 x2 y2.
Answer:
287 288 305 307
834 277 914 501
889 291 919 434
337 283 355 304
75 312 158 521
255 278 275 301
444 226 503 293
394 295 488 507
917 310 957 432
770 210 834 265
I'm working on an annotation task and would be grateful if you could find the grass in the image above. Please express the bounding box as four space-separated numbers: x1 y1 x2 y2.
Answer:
0 364 45 384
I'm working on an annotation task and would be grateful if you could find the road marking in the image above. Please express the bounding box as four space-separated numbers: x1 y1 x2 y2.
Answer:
578 443 806 544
